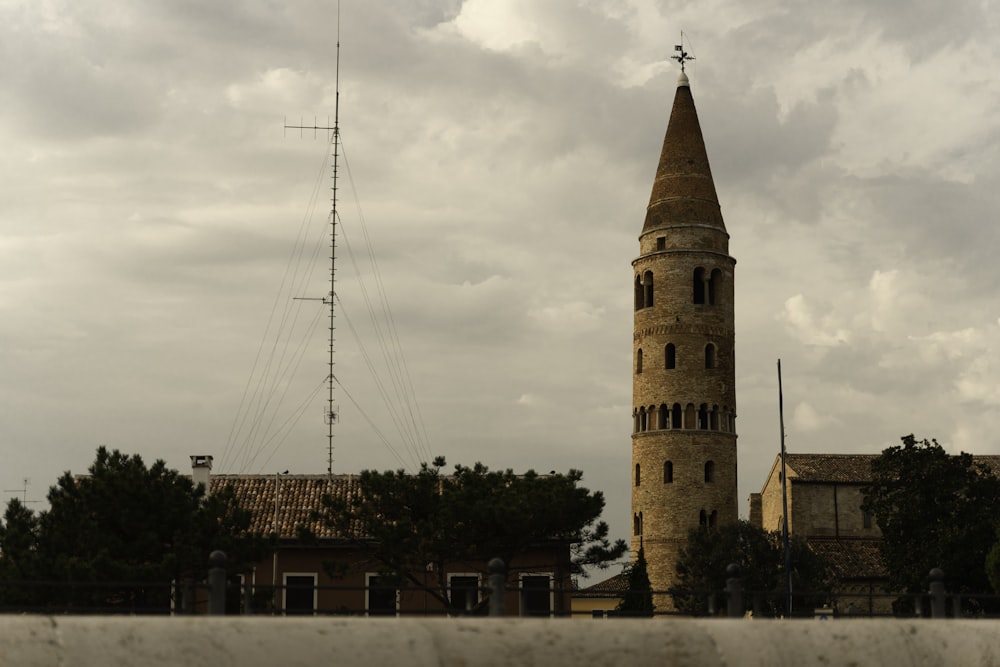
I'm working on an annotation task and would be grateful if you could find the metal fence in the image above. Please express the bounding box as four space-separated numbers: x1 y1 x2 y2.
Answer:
3 555 997 619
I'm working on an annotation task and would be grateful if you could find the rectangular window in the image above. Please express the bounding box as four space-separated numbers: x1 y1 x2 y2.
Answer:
449 574 481 613
366 574 399 617
656 237 665 250
519 573 553 617
283 573 317 615
862 510 872 529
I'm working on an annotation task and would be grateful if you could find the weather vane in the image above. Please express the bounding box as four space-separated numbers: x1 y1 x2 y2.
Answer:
671 33 694 72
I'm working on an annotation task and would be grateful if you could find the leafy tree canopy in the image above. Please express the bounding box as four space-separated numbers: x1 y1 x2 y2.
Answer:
0 447 265 611
862 434 1000 597
319 457 627 609
671 520 832 617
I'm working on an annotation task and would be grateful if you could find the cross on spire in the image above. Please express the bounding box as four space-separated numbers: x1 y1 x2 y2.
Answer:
672 37 694 72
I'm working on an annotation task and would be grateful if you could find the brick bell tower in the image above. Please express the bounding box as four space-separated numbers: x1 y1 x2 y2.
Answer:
631 68 737 603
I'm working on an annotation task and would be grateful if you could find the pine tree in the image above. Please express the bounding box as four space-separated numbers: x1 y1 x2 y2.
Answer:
616 545 654 617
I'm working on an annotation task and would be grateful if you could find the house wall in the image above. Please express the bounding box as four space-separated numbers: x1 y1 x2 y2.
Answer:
241 544 573 616
570 596 622 618
788 484 880 539
757 472 790 534
757 477 880 540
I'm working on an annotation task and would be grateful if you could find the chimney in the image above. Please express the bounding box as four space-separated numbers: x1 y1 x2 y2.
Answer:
191 455 213 495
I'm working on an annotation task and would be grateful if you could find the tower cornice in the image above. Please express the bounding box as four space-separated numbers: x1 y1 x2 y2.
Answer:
634 324 733 340
632 249 736 267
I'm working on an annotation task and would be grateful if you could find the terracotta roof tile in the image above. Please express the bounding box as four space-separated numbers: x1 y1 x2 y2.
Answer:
785 453 1000 485
784 454 879 483
808 538 886 581
576 572 629 597
211 474 361 540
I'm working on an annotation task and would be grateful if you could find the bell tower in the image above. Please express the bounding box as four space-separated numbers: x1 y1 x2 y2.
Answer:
630 69 737 604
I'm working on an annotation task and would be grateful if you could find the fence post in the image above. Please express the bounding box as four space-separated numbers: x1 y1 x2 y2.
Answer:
243 577 253 615
209 550 227 615
928 567 946 619
488 558 506 617
725 563 743 618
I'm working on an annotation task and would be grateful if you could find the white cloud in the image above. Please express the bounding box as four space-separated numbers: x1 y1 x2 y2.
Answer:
791 401 837 432
779 294 850 347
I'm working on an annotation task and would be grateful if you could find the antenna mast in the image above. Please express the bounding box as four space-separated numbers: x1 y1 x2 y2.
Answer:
285 2 342 476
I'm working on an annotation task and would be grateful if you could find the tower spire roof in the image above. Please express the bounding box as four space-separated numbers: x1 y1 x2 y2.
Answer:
642 74 725 235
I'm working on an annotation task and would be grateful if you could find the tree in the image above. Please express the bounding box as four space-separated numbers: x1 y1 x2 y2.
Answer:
319 457 627 611
616 545 654 617
0 498 42 608
670 520 832 616
862 435 1000 602
0 447 265 612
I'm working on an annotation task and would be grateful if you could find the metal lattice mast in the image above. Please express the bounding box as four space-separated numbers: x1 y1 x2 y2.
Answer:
285 4 342 477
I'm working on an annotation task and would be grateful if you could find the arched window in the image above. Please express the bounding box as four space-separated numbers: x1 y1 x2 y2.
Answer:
633 512 642 536
699 510 707 526
710 405 719 430
709 269 722 305
643 271 654 308
635 463 641 487
698 403 709 430
633 408 640 433
636 348 643 375
665 343 676 370
704 461 715 483
705 343 716 369
657 404 668 430
709 510 718 528
634 274 643 311
693 267 706 304
684 403 696 429
672 403 682 429
664 461 673 483
639 406 647 432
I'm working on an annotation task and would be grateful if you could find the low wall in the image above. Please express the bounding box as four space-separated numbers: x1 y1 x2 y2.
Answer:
2 616 998 666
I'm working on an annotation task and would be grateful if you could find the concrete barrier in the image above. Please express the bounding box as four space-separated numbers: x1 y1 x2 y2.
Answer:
2 617 999 666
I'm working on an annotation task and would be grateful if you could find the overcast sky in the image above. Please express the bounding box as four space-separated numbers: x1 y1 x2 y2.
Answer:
3 0 1000 564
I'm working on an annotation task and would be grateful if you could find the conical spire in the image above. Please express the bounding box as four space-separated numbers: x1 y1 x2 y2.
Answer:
642 73 725 235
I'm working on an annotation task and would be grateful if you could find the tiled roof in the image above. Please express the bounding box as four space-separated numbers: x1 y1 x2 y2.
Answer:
974 456 1000 473
576 572 629 597
210 474 362 540
784 454 879 484
785 453 1000 485
807 538 886 581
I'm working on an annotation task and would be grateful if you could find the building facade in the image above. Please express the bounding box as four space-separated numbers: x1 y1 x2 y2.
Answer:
750 454 888 614
630 71 738 603
194 459 573 616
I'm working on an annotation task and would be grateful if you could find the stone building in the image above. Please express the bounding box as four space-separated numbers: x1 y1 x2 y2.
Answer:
749 452 1000 615
630 70 738 605
749 454 886 614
